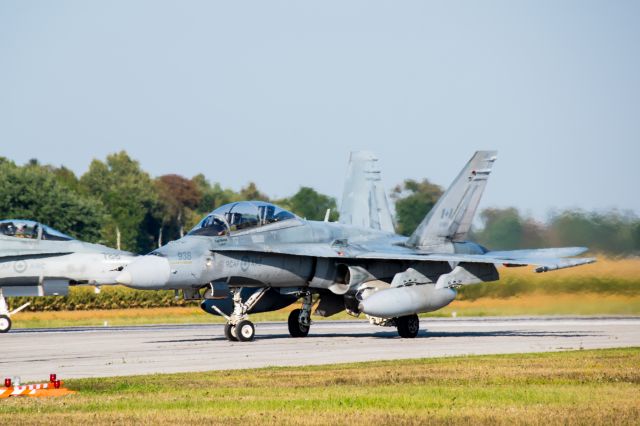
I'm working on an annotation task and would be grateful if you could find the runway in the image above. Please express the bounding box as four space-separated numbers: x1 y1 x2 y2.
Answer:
2 316 639 382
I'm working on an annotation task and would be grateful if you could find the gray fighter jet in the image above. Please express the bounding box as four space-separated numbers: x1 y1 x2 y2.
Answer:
117 151 595 341
0 220 135 332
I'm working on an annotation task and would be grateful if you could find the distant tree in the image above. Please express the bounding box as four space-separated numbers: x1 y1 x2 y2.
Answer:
192 174 238 213
547 210 639 255
79 151 159 253
52 166 81 192
155 174 202 244
473 208 545 250
0 160 105 241
281 187 339 221
239 182 269 202
633 222 640 253
475 208 524 249
24 160 80 193
391 179 443 236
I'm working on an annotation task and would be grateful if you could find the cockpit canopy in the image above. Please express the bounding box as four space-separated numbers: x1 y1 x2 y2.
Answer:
0 219 75 241
188 201 298 237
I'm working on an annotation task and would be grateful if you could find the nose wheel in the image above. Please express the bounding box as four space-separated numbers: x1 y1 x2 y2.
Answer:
0 290 30 333
224 322 238 341
0 315 11 333
224 320 256 342
235 320 256 342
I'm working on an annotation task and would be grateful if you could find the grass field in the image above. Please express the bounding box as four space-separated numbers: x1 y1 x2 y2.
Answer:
0 348 638 425
459 257 640 300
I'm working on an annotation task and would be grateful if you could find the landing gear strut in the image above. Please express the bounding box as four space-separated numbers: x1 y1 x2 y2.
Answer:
288 291 312 338
396 314 420 338
0 289 30 333
212 287 269 342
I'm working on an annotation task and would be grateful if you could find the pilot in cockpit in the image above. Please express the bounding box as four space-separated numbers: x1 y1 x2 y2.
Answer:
15 224 27 238
0 222 16 236
258 205 276 225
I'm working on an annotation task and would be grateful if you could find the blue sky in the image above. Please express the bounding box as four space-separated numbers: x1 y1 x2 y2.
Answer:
1 1 638 219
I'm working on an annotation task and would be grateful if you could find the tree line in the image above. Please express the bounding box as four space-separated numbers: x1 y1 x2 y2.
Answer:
1 152 638 255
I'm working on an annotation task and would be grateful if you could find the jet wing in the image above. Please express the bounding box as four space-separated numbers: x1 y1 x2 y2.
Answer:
353 251 596 272
213 243 594 273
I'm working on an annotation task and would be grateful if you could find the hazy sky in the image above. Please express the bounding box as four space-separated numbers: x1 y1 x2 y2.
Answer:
1 1 639 219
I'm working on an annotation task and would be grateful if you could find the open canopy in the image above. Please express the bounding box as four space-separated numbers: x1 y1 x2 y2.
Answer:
0 219 75 241
189 201 297 236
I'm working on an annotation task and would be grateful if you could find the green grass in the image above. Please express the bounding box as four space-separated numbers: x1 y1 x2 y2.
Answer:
1 348 638 425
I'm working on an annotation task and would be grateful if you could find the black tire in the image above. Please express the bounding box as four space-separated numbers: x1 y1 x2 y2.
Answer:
288 309 309 338
236 320 255 342
224 322 238 342
396 314 419 338
0 315 11 333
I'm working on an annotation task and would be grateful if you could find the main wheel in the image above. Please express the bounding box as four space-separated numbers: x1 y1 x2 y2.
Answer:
236 320 255 342
396 314 419 338
288 309 310 338
224 322 238 342
0 315 11 333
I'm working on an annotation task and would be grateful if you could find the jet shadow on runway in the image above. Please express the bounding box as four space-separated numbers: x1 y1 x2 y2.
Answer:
148 328 601 343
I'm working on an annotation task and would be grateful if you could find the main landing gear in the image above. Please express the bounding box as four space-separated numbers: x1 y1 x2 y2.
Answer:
0 289 30 333
214 287 269 342
396 314 420 338
288 291 312 338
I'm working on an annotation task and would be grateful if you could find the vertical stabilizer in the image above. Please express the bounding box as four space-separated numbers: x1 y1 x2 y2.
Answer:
339 151 395 233
406 151 497 248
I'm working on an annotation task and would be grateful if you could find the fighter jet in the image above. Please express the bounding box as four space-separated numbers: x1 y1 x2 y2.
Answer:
0 220 135 332
117 151 595 341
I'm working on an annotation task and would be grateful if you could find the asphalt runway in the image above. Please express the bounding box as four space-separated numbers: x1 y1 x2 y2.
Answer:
2 317 639 382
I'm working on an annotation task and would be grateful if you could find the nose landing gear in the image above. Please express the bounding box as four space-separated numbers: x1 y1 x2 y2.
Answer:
213 287 269 342
0 289 30 333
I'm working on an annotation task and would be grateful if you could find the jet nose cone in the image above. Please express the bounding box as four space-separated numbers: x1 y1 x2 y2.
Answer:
117 255 171 289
